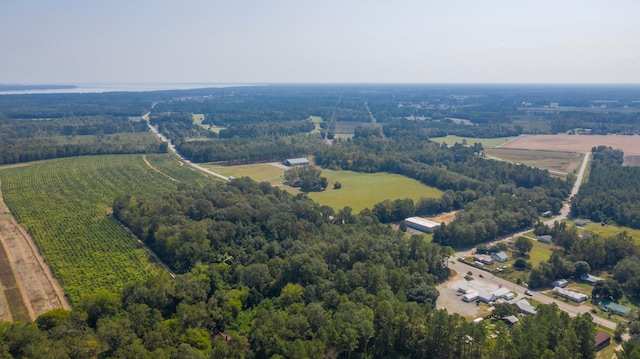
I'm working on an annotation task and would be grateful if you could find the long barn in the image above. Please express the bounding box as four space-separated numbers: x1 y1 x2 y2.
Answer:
405 217 441 233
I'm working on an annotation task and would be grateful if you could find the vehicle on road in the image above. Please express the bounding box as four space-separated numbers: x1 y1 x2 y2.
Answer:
479 273 484 278
525 290 533 296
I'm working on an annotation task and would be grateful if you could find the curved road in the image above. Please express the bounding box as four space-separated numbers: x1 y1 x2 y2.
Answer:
143 112 229 182
443 152 615 328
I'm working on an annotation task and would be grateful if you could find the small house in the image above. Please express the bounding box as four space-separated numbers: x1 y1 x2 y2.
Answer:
473 254 495 265
553 287 588 303
538 235 553 244
600 301 632 316
594 331 611 351
514 299 537 315
492 251 509 263
502 315 519 327
581 274 604 285
477 290 496 303
551 279 568 288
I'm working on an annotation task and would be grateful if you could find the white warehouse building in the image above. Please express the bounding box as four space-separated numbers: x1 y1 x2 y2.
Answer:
405 217 441 233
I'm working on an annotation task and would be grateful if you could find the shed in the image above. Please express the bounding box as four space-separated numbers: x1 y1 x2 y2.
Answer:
492 251 509 262
405 217 441 233
595 331 611 351
503 292 515 301
283 158 310 167
472 317 483 325
575 219 589 227
538 235 553 244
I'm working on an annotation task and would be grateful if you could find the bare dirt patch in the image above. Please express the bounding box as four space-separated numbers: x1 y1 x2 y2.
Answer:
429 211 458 224
500 134 640 155
0 184 70 321
484 148 582 175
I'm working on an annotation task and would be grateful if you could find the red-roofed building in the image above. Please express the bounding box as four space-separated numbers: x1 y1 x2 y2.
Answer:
595 331 610 351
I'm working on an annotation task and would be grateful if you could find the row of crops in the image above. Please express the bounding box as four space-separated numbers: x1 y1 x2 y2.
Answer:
0 154 216 303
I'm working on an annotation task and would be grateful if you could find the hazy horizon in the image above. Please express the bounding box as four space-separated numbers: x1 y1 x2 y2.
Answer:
2 1 639 84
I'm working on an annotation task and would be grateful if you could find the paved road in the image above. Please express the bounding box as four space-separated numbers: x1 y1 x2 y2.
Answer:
143 112 229 182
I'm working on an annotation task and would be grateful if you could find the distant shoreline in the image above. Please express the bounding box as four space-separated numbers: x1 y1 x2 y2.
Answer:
0 82 252 95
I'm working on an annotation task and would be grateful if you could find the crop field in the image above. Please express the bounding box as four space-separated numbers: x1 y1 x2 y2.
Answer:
205 163 286 185
484 148 583 175
193 113 225 134
306 169 443 213
49 132 160 146
430 135 515 149
0 154 203 303
499 134 640 155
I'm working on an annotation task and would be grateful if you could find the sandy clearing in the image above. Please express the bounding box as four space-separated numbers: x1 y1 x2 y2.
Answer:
0 183 70 320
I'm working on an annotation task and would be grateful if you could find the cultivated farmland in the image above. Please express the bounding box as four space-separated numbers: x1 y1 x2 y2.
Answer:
0 154 215 303
498 134 640 154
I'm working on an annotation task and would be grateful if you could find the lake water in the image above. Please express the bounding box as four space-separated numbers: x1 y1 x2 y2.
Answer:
0 82 255 95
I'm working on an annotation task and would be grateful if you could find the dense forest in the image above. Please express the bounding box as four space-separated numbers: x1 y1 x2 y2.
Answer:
572 146 640 228
3 84 640 357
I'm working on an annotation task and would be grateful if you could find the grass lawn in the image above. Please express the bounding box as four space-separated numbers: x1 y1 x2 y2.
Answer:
309 116 324 134
306 169 443 213
201 164 443 213
581 222 640 244
204 163 287 186
193 113 225 133
430 135 514 149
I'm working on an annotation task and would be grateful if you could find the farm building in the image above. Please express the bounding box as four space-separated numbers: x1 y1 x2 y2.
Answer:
473 254 495 265
477 290 497 303
600 301 632 316
283 158 310 167
553 287 588 303
514 299 537 315
581 273 604 285
405 217 441 233
502 315 519 327
550 279 568 288
595 331 611 351
492 251 509 262
491 287 511 299
462 291 479 302
538 235 553 244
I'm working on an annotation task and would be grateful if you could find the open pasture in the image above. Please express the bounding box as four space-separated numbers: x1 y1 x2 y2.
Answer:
499 134 640 155
205 162 286 185
430 135 515 149
484 148 583 175
306 169 443 213
0 154 206 303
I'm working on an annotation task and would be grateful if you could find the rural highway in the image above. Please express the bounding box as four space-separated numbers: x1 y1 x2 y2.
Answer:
444 151 615 327
142 112 229 182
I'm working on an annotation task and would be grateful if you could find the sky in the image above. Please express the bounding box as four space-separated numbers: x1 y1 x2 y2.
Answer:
1 0 639 84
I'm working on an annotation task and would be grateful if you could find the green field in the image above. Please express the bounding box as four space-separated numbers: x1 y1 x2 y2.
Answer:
49 132 160 146
193 113 225 134
581 222 640 244
306 169 443 213
0 154 215 303
309 116 324 134
430 135 514 149
205 163 443 213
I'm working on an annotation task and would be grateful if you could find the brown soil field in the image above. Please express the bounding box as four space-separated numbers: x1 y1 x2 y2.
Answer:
499 134 640 155
429 211 458 224
484 149 582 175
0 185 70 321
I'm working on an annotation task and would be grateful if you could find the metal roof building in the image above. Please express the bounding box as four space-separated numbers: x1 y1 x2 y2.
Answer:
405 217 441 233
283 158 310 166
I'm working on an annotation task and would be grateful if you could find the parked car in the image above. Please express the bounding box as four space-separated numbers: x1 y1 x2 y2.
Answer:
479 273 485 278
524 290 533 296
